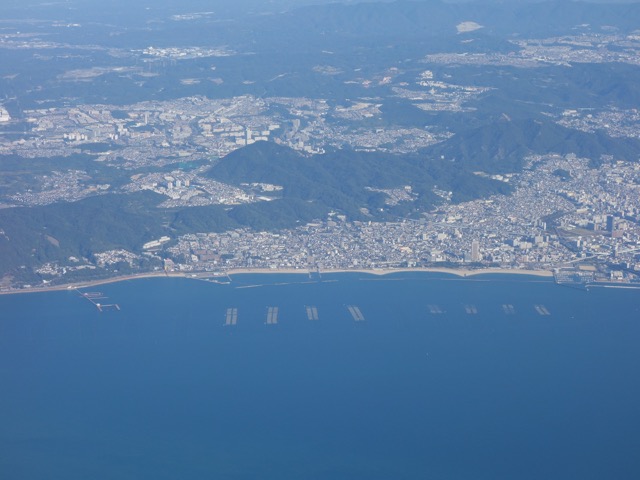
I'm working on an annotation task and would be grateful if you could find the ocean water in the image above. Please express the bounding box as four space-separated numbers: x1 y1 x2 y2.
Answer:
1 273 639 479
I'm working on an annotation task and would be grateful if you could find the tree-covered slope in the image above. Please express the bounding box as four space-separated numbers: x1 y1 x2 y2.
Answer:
208 141 512 219
425 119 640 173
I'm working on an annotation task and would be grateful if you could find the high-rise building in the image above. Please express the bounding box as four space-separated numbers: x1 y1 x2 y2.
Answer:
471 240 480 262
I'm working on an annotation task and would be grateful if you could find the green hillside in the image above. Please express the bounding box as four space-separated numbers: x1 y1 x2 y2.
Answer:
426 119 640 173
208 141 512 219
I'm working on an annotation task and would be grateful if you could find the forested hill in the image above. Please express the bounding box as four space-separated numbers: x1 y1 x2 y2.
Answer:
207 141 512 220
426 119 640 173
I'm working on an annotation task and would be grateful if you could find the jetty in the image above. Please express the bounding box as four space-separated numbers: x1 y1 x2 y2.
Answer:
347 305 365 322
266 306 279 325
308 267 322 281
74 288 120 312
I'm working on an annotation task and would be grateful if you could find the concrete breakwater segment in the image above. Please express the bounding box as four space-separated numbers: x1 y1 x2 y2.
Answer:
347 305 365 322
266 306 279 325
534 304 551 316
225 308 238 326
502 304 516 315
464 304 478 314
305 306 319 321
214 303 559 324
428 304 444 314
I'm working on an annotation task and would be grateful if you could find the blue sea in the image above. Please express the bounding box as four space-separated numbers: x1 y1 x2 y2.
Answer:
1 273 639 479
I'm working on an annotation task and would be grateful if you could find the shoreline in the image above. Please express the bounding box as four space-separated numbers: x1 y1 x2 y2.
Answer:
0 267 554 297
226 267 555 278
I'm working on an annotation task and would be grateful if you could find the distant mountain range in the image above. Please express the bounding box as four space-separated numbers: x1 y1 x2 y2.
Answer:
426 118 640 172
270 0 640 41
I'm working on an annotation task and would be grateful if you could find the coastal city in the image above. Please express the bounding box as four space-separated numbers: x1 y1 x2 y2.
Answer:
2 82 640 288
2 26 640 289
159 153 640 282
4 4 640 480
19 152 640 290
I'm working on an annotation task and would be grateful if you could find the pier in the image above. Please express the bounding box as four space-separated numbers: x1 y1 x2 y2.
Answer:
266 306 279 325
225 308 238 326
74 288 120 312
347 305 365 322
305 306 319 321
308 267 322 281
83 292 107 300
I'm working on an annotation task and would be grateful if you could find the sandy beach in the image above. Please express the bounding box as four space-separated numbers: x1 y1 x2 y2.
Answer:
0 266 554 296
309 267 555 278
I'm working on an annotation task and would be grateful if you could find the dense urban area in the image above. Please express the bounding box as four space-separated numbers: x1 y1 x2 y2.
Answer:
2 8 640 291
132 154 640 282
6 149 640 291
